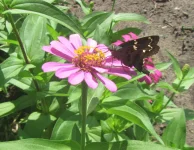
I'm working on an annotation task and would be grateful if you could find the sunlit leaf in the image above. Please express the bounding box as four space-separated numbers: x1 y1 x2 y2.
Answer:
113 13 149 24
162 109 186 149
20 15 48 64
0 95 35 118
102 99 164 144
0 139 80 150
3 0 83 35
86 140 178 150
166 51 183 80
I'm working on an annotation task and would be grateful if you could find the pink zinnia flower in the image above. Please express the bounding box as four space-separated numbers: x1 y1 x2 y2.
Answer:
113 32 138 46
138 58 162 84
42 34 135 92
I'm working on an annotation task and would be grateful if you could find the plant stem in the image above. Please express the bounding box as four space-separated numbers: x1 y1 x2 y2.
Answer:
3 1 48 113
112 0 116 11
159 78 183 114
81 82 88 150
7 14 40 91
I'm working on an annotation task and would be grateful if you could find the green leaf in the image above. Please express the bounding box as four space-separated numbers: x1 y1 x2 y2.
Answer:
0 95 35 118
155 62 172 71
0 56 24 81
21 112 56 138
75 0 90 15
93 24 110 45
184 109 194 121
0 139 80 150
81 11 107 26
20 15 48 64
160 108 182 121
82 12 113 37
0 67 6 87
4 0 83 35
39 80 68 97
175 67 194 91
8 78 35 92
47 24 60 40
183 67 194 79
162 109 186 149
113 84 155 101
157 81 178 93
133 125 149 141
183 146 194 150
86 82 104 115
152 92 164 113
51 110 80 140
102 115 131 133
166 50 183 80
87 126 101 142
85 140 178 150
173 78 194 92
113 13 149 24
103 100 164 144
68 85 81 103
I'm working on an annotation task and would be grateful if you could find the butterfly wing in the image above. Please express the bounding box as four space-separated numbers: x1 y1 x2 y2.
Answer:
111 36 160 74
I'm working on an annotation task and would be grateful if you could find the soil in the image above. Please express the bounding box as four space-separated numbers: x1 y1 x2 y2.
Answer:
82 0 194 146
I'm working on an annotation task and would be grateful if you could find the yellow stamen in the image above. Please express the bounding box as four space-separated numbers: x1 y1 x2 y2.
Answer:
72 46 105 72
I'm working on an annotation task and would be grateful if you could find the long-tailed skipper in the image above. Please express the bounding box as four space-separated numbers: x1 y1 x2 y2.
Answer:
111 36 160 75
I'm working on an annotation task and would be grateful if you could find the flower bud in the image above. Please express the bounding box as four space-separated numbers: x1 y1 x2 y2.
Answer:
182 64 190 77
89 1 94 9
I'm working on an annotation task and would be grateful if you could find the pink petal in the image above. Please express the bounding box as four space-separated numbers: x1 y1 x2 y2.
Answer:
58 36 76 56
87 38 97 52
50 41 74 58
92 67 108 73
97 44 108 51
84 72 98 89
155 70 162 78
42 46 72 62
42 62 74 72
144 58 155 70
94 72 117 92
68 70 84 85
97 44 111 57
146 57 153 62
55 67 80 79
129 32 138 40
69 34 82 49
144 75 152 84
150 70 162 83
145 64 155 70
105 58 123 67
122 34 131 42
113 40 123 46
107 67 133 80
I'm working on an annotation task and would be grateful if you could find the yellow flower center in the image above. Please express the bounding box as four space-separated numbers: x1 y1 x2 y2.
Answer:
72 46 105 72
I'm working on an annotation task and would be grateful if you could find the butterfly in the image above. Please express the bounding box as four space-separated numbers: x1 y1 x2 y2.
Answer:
110 36 160 75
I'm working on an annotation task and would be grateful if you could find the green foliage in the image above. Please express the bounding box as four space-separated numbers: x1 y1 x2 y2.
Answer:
85 140 179 150
0 95 35 118
0 139 80 150
3 0 83 35
162 109 186 149
20 14 48 65
102 98 163 144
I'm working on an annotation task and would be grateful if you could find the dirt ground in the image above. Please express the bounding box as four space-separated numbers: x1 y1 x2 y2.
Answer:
82 0 194 146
